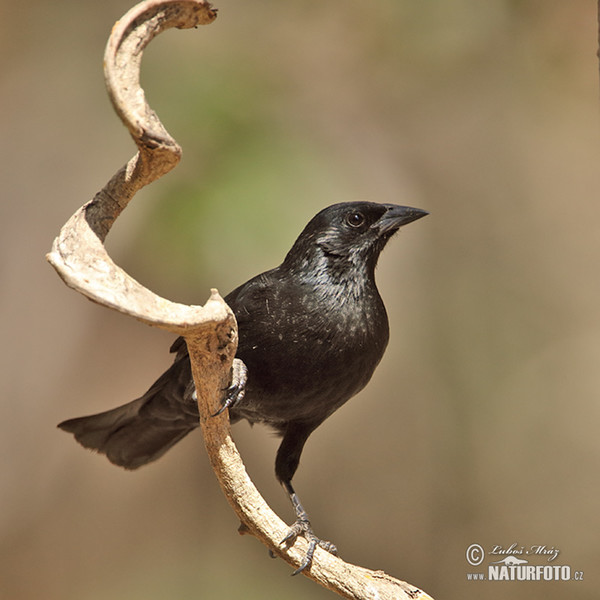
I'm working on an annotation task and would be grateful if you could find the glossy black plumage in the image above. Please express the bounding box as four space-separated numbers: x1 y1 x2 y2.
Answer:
59 201 427 571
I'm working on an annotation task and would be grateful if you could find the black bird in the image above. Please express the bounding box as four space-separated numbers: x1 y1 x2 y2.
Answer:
59 201 427 573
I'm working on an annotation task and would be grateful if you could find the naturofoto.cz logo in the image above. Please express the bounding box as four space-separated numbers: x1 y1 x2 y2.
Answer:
465 543 584 582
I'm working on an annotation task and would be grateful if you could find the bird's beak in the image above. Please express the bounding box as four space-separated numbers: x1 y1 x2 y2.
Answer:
373 205 429 235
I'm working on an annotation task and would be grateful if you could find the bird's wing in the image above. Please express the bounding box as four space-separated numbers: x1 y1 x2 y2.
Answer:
168 269 280 359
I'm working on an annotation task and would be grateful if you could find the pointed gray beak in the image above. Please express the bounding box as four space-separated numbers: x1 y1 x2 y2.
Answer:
373 205 429 235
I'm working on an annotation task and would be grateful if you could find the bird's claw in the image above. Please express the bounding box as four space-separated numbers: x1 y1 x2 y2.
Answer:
280 517 338 575
212 358 248 417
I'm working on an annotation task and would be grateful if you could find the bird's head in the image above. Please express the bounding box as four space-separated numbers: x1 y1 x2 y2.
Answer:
282 202 428 280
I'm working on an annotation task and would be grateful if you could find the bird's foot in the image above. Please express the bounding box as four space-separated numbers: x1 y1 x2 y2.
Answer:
213 358 248 417
280 516 338 575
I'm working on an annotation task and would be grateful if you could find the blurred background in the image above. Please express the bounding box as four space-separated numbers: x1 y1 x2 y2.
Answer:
1 0 599 598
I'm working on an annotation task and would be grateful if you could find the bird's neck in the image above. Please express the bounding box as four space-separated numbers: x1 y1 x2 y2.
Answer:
283 250 380 309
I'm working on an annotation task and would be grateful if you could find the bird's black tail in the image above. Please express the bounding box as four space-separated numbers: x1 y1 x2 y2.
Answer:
58 351 199 469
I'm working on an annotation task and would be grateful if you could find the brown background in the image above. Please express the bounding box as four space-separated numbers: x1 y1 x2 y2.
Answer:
1 1 598 598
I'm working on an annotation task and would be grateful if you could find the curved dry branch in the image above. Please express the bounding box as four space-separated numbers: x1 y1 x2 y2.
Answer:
47 0 220 331
47 2 434 599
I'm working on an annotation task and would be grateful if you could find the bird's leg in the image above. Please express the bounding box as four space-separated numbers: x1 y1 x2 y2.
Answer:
280 479 338 575
212 358 248 416
274 421 338 573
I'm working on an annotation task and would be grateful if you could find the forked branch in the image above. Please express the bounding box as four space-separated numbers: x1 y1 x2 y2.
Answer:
47 2 434 598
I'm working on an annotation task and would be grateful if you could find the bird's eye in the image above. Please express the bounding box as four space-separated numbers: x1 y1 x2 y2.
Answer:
345 211 365 229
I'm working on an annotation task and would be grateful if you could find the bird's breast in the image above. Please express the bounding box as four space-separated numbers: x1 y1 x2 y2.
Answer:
233 281 389 426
